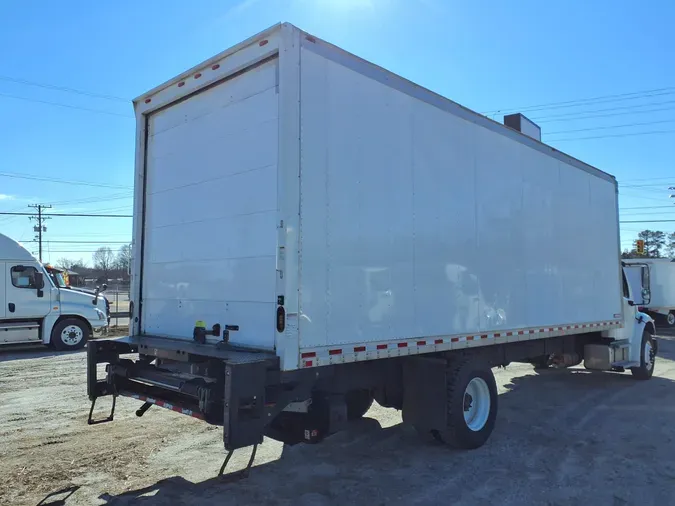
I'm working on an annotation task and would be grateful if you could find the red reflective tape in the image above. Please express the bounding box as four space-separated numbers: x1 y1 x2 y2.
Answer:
506 332 513 336
435 339 443 344
301 352 316 358
450 337 459 342
398 342 408 348
481 334 488 339
494 333 500 338
518 331 524 335
354 346 366 353
377 344 388 350
467 336 474 341
304 360 313 367
539 329 545 333
528 330 535 334
417 341 427 346
329 349 342 356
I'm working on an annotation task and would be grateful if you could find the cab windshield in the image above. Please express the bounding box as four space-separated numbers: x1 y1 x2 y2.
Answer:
50 271 68 288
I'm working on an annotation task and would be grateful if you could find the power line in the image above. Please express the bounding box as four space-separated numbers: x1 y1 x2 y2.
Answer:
26 240 130 244
45 192 133 206
0 171 131 189
535 105 675 124
620 183 675 188
546 119 675 136
0 91 133 118
0 75 128 102
0 212 131 217
620 219 675 223
530 99 675 121
547 129 675 142
619 205 675 210
481 86 675 115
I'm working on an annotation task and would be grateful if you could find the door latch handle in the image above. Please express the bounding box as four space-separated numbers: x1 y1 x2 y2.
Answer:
8 303 15 313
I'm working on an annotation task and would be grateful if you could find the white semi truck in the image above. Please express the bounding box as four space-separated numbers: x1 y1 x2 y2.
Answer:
624 258 675 327
0 233 109 349
87 23 657 476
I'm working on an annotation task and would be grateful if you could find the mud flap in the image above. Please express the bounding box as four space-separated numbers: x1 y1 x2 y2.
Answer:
401 356 448 431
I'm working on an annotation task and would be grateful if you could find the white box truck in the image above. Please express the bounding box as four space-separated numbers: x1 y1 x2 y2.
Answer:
87 23 657 476
0 233 109 349
624 258 675 326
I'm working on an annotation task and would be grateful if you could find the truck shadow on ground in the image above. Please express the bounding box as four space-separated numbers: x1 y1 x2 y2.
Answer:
0 347 84 363
85 359 675 506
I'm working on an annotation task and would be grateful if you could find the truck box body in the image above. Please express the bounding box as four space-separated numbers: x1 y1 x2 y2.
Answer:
131 23 623 372
624 258 675 309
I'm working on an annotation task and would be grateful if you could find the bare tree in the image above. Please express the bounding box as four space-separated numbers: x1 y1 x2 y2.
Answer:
115 244 132 274
92 247 114 281
56 257 87 270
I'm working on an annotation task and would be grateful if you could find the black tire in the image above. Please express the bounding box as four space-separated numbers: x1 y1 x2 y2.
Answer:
345 390 374 420
51 318 90 351
630 330 656 380
661 311 675 328
531 355 551 370
431 358 498 449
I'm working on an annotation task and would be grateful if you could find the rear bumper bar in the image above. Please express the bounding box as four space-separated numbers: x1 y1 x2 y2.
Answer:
87 336 313 450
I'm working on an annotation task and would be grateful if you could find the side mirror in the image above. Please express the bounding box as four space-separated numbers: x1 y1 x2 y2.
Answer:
34 272 45 289
101 283 108 293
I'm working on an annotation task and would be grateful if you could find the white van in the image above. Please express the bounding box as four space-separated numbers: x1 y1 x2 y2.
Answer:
0 233 108 349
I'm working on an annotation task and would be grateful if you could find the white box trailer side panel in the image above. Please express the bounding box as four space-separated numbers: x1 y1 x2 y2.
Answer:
625 259 675 309
646 261 675 309
140 58 280 350
297 41 622 354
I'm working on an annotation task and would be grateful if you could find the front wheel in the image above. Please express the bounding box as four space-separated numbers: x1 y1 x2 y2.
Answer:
51 318 90 351
630 330 656 380
431 358 498 449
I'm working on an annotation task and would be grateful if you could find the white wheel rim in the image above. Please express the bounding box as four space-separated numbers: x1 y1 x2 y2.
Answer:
667 313 675 326
645 339 655 371
463 377 491 432
61 325 83 346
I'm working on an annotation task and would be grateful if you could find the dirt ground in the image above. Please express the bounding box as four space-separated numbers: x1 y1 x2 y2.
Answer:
2 334 675 506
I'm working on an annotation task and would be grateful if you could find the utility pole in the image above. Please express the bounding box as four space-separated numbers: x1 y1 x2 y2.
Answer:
28 204 51 262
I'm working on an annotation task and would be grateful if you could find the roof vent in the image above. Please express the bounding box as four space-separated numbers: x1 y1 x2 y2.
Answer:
504 113 541 141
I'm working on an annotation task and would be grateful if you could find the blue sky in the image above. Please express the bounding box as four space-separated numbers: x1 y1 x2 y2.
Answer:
1 0 674 263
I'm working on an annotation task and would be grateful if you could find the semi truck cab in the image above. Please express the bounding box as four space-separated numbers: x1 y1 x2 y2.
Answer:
0 233 108 349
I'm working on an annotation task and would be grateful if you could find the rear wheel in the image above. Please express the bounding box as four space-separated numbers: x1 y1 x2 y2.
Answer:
429 358 498 449
51 318 89 351
630 330 656 380
665 312 675 328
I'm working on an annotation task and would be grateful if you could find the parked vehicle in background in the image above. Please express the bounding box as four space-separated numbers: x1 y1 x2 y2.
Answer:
87 24 657 475
0 233 109 349
624 258 675 327
45 263 111 328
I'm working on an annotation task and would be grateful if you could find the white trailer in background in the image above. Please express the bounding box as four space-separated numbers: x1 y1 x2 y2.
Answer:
86 23 657 476
624 258 675 326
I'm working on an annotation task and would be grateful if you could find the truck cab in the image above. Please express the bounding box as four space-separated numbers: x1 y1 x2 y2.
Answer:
0 233 108 350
